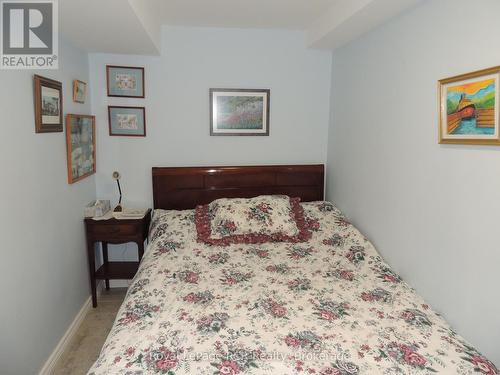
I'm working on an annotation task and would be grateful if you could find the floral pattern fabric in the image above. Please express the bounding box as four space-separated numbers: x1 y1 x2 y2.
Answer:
196 195 311 246
88 202 498 375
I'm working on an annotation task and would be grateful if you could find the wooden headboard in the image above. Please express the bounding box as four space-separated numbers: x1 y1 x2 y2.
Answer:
152 164 325 210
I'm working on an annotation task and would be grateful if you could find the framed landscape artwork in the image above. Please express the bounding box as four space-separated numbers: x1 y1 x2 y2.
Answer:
66 114 96 184
108 106 146 136
73 79 87 103
106 65 145 98
34 75 63 133
439 66 500 145
210 88 270 136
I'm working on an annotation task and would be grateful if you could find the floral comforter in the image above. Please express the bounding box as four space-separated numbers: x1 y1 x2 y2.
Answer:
88 202 498 375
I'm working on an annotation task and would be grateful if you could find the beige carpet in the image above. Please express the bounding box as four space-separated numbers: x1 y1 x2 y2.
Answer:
51 288 127 375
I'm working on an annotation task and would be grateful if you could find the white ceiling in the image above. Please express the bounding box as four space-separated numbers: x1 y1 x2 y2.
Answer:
60 0 159 55
60 0 424 55
137 0 337 30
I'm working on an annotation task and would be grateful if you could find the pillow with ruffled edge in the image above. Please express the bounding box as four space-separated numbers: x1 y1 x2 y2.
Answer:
195 196 312 246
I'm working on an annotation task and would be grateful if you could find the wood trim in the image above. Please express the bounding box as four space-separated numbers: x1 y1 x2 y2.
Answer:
106 65 145 98
34 75 63 133
65 114 96 184
108 106 146 137
152 164 325 210
438 65 500 145
209 88 270 136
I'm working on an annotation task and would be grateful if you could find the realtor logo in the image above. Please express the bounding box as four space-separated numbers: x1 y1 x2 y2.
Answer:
1 0 58 69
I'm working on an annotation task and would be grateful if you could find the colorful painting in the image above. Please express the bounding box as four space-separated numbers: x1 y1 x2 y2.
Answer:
106 65 145 98
108 106 146 136
210 89 270 136
439 66 500 145
66 114 96 184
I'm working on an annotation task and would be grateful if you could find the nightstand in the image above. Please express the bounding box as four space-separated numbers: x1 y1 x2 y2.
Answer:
84 209 151 307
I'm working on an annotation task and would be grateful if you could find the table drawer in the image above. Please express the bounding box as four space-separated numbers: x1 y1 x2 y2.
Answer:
87 223 140 237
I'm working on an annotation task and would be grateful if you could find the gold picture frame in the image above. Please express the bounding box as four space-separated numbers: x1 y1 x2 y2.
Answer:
66 114 96 184
439 66 500 145
73 79 87 103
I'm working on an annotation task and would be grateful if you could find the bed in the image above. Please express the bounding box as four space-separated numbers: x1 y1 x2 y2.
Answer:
88 165 498 375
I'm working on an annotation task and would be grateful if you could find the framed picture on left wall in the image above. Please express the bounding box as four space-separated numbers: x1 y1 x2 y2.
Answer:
106 65 145 98
34 75 63 133
108 106 146 136
66 114 96 184
73 79 87 103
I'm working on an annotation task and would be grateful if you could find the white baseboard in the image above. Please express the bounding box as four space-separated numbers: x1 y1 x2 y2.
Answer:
38 297 91 375
38 282 106 375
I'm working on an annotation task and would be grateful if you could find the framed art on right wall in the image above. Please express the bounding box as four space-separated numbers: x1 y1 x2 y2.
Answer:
439 66 500 145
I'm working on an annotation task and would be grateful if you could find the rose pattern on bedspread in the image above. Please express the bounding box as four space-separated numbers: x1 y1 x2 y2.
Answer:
88 202 499 375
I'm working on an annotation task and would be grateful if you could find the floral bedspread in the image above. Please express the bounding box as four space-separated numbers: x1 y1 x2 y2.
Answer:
88 202 498 375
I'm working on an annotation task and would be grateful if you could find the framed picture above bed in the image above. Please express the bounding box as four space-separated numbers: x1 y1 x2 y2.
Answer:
439 66 500 145
65 114 96 184
34 75 63 133
210 88 270 136
106 65 145 98
108 106 146 137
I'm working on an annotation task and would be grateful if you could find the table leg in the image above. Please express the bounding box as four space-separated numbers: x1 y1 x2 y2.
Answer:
102 242 110 290
138 240 144 261
87 240 97 308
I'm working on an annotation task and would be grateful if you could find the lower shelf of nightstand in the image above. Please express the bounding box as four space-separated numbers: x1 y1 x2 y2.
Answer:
95 261 140 279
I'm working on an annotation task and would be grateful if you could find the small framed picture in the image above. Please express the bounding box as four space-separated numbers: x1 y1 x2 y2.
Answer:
108 106 146 137
210 88 270 136
34 75 63 133
73 80 87 103
439 66 500 145
106 65 145 98
66 114 96 184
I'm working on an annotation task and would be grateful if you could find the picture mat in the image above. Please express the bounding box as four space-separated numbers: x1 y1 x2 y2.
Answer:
440 73 499 140
41 86 61 124
212 91 268 134
107 67 144 97
109 107 145 135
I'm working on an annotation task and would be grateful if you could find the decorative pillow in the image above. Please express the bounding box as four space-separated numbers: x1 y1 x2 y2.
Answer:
195 195 311 246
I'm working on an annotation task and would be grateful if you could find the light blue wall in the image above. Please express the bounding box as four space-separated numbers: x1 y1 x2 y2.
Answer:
0 38 95 374
89 26 332 262
326 0 500 365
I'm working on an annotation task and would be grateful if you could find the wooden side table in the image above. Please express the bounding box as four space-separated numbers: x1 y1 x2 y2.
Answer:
84 209 151 307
